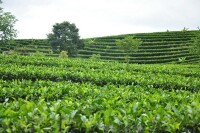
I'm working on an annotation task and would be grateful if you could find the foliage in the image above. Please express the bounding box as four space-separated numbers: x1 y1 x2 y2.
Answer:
116 36 142 53
47 21 82 57
84 38 96 45
116 36 142 64
0 1 17 44
0 30 199 64
0 0 2 11
8 50 18 56
59 50 68 59
0 55 200 132
190 31 200 55
31 51 45 57
2 50 18 56
78 31 200 64
31 38 35 45
182 27 189 32
178 57 186 63
90 54 101 61
1 55 200 91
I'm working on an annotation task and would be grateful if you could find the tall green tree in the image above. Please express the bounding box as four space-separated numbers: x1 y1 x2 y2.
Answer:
116 36 142 64
0 0 17 44
47 21 83 57
0 0 2 8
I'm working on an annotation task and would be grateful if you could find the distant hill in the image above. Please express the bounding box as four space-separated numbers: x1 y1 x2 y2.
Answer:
0 30 199 63
78 30 200 64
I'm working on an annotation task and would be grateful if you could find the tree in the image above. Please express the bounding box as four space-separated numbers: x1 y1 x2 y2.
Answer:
47 21 83 57
0 0 2 8
182 27 189 33
84 38 96 45
190 30 200 56
0 1 17 44
116 36 142 64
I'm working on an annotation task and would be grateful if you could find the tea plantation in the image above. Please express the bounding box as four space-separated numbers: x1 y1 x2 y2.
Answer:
0 55 200 132
1 30 200 63
0 30 200 132
79 30 200 64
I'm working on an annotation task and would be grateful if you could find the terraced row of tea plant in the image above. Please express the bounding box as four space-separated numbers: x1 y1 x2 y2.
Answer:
0 55 200 132
0 39 56 56
1 30 200 64
79 30 200 63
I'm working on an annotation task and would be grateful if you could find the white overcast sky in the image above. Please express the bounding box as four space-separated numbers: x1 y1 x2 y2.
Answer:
2 0 200 39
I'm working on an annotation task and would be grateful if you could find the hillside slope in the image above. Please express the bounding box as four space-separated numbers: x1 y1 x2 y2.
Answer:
0 30 199 63
0 39 53 56
78 30 200 63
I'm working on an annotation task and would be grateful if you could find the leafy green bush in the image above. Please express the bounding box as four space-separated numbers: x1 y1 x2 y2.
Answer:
59 51 68 59
90 54 101 61
2 50 19 56
31 51 45 57
116 36 142 53
178 57 186 63
84 39 96 46
181 27 189 32
116 36 142 65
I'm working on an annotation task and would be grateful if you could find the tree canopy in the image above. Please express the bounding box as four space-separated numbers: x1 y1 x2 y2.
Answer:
116 36 142 53
116 36 142 64
47 21 83 57
0 1 17 44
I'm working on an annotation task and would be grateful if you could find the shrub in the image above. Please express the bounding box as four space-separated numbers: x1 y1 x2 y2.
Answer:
90 54 101 61
84 39 96 46
181 27 189 33
2 50 19 57
178 57 186 63
31 51 45 57
116 36 142 65
59 51 68 59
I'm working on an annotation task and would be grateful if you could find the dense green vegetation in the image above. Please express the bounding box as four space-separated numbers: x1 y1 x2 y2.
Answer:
0 0 17 44
0 39 54 56
47 21 83 56
190 30 200 56
1 1 199 131
0 55 200 132
80 30 200 64
0 30 200 64
116 36 142 64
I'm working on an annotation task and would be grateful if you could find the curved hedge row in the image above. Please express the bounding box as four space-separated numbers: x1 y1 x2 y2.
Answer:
0 30 199 63
0 39 52 56
0 55 200 132
79 30 200 63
